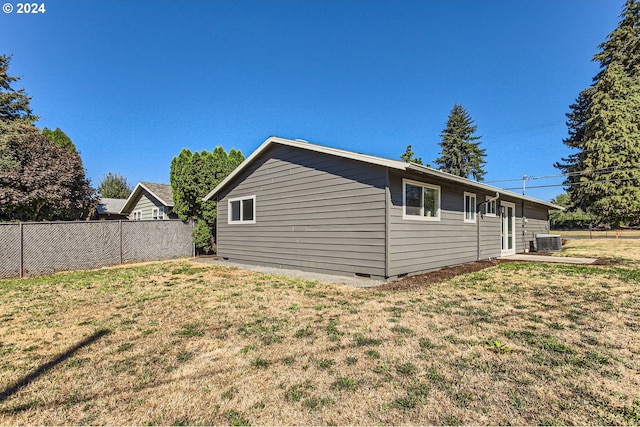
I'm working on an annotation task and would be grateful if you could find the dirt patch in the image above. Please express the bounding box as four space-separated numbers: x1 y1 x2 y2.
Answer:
592 257 624 265
376 259 500 291
377 254 624 291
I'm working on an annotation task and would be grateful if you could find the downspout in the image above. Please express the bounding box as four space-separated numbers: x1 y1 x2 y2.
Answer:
521 199 526 253
384 168 391 279
477 192 500 260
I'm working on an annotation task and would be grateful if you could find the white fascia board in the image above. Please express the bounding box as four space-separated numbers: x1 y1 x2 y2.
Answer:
120 182 173 213
203 136 408 201
201 136 562 211
138 182 172 207
120 183 144 214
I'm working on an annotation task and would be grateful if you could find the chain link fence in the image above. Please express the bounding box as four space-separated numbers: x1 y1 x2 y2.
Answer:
0 220 194 279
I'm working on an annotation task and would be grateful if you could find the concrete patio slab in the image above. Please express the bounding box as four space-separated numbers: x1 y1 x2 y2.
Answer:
499 254 598 265
191 258 384 288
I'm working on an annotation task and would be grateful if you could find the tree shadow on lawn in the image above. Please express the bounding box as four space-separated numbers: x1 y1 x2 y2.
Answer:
0 328 111 403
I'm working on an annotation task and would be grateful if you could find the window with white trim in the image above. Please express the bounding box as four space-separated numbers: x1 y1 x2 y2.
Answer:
402 179 440 221
464 192 476 222
228 195 256 224
485 196 497 217
152 206 165 220
132 210 142 221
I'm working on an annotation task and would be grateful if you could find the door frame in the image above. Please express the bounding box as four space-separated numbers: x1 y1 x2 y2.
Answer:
501 201 516 256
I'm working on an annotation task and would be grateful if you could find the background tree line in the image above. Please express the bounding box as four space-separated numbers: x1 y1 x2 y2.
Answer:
0 53 244 254
405 0 640 227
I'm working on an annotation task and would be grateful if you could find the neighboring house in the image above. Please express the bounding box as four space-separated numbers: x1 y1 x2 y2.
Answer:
120 182 178 221
95 198 129 220
203 137 562 280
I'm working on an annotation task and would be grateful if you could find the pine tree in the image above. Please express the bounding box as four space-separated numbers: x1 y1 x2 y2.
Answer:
556 0 640 225
400 145 423 165
435 104 486 181
0 55 37 124
593 0 640 79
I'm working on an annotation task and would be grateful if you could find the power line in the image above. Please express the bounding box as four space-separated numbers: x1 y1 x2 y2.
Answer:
485 164 640 184
503 176 640 191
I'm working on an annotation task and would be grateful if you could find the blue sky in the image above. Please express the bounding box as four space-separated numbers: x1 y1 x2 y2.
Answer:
0 0 623 201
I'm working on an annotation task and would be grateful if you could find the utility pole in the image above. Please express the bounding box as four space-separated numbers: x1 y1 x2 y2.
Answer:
522 175 532 195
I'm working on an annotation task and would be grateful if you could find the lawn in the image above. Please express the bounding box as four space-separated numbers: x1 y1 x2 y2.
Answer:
1 240 639 425
552 228 640 239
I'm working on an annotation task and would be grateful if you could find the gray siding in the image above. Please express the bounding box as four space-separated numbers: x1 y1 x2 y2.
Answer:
128 192 177 220
214 143 554 279
216 144 388 278
388 171 502 277
516 201 550 252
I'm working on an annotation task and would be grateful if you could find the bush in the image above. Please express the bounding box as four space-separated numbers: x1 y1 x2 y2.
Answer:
192 219 214 255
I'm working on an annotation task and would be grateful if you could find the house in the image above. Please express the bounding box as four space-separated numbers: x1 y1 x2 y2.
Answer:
95 198 129 220
120 182 178 221
203 137 562 280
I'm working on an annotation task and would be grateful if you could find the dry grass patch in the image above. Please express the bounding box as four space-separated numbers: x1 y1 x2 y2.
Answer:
558 238 640 265
1 241 639 425
554 229 640 239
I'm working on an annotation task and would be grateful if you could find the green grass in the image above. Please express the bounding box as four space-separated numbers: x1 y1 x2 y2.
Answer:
497 262 640 282
177 323 204 337
353 333 381 347
330 377 357 391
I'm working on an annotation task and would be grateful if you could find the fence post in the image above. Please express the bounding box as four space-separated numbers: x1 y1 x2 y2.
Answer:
19 223 24 278
191 218 196 257
119 220 123 265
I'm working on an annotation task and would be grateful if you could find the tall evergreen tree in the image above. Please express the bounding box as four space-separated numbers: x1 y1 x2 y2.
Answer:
400 145 423 165
435 104 486 181
556 0 640 225
0 55 37 124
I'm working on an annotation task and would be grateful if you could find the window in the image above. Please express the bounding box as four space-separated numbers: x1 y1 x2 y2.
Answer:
464 192 476 222
228 195 256 224
152 206 165 220
485 196 497 217
132 210 142 221
402 179 440 221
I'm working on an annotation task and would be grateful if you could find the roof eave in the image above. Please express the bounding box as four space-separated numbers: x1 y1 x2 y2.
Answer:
405 164 564 210
120 182 174 214
120 183 143 214
202 136 562 211
139 182 172 207
203 136 407 201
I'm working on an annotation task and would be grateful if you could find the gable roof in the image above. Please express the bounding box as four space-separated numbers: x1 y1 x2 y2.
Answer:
120 182 174 214
203 136 562 210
